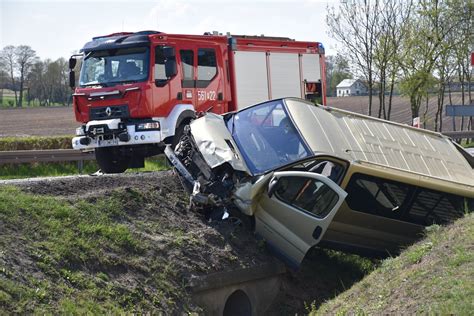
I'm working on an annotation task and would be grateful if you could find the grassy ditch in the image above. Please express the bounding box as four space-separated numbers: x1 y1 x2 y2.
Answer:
267 248 376 314
0 186 154 313
0 181 210 313
312 213 474 314
0 174 377 314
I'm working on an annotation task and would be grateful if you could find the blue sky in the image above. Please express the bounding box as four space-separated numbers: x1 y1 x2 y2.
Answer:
1 0 340 60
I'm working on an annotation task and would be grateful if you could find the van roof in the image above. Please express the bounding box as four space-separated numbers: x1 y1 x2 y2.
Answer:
285 98 474 187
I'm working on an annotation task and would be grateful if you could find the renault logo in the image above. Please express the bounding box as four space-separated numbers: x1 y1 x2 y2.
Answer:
105 107 112 117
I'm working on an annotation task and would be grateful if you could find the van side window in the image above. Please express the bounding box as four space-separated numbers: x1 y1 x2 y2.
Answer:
274 176 340 219
409 189 465 226
346 173 469 226
345 174 410 220
197 48 217 87
180 50 194 88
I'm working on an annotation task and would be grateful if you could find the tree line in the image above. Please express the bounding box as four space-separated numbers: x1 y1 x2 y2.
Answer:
326 0 473 132
0 45 71 107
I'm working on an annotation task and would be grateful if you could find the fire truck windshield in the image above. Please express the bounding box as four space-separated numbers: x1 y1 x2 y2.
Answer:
79 47 149 87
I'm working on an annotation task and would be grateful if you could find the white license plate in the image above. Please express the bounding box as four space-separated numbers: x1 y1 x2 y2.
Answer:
98 138 119 147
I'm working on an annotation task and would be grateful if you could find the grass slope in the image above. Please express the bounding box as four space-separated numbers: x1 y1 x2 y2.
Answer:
0 175 273 313
314 213 474 314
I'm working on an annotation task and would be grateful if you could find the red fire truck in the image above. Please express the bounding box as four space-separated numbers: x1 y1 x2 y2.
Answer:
69 31 326 173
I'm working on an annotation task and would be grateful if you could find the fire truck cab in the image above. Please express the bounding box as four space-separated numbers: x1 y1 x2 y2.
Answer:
70 31 326 173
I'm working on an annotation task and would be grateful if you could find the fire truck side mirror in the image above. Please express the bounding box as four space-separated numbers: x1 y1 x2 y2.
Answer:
69 71 75 89
69 57 77 70
163 46 175 59
165 59 177 78
163 47 177 78
68 56 77 89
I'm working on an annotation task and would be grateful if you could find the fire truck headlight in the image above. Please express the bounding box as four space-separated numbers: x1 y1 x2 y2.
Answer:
136 122 160 131
75 126 85 136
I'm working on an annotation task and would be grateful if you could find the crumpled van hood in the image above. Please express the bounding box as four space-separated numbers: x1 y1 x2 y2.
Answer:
190 113 250 174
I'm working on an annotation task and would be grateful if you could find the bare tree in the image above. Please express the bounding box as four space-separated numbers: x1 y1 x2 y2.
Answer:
373 0 412 120
327 0 381 116
399 0 464 121
451 0 473 132
0 46 18 106
28 58 71 106
434 45 457 132
15 45 38 107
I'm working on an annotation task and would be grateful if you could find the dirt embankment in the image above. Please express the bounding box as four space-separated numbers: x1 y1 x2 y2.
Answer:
0 171 275 313
1 171 374 314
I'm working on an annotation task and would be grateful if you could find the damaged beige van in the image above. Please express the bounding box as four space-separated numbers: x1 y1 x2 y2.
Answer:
165 98 474 268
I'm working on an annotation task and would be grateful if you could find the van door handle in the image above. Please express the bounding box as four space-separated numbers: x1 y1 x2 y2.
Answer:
312 226 322 239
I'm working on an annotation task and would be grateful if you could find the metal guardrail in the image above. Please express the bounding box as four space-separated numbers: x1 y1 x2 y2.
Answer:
442 130 474 139
0 149 94 165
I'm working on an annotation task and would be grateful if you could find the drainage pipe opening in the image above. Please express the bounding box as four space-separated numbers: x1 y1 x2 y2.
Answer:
223 289 252 316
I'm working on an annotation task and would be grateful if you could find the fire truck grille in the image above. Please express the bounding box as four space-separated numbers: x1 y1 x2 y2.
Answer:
89 105 129 120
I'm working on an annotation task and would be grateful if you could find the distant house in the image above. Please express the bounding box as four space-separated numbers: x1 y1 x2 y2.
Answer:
336 79 367 97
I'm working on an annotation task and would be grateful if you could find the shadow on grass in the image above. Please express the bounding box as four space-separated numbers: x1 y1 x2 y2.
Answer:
267 247 378 314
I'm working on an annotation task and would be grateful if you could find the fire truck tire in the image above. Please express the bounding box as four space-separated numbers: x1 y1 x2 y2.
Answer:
95 147 130 174
172 123 187 151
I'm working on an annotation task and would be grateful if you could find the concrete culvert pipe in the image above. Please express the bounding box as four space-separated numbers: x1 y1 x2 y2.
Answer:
223 289 252 316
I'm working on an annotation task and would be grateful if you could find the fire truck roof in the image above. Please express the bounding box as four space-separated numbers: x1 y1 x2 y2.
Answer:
81 31 161 53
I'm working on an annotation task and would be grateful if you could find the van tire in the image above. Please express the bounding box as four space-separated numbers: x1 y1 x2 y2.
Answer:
95 147 130 174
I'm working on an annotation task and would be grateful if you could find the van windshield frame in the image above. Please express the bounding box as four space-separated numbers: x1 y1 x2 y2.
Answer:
226 99 312 175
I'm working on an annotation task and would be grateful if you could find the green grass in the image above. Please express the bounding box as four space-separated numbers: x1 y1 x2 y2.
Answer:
0 185 190 313
0 95 17 108
0 136 169 179
0 186 141 313
0 156 169 180
0 136 73 151
0 161 99 179
0 94 67 108
312 213 474 314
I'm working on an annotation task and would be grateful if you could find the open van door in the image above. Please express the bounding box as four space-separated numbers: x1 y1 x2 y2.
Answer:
254 171 347 268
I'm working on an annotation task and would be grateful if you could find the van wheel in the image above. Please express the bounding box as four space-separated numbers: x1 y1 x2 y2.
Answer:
95 147 130 174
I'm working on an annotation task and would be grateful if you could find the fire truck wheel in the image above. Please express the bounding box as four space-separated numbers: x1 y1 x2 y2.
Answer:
95 147 130 174
172 123 186 151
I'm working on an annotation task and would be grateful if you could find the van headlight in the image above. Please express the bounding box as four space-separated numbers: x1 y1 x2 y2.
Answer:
136 122 160 131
